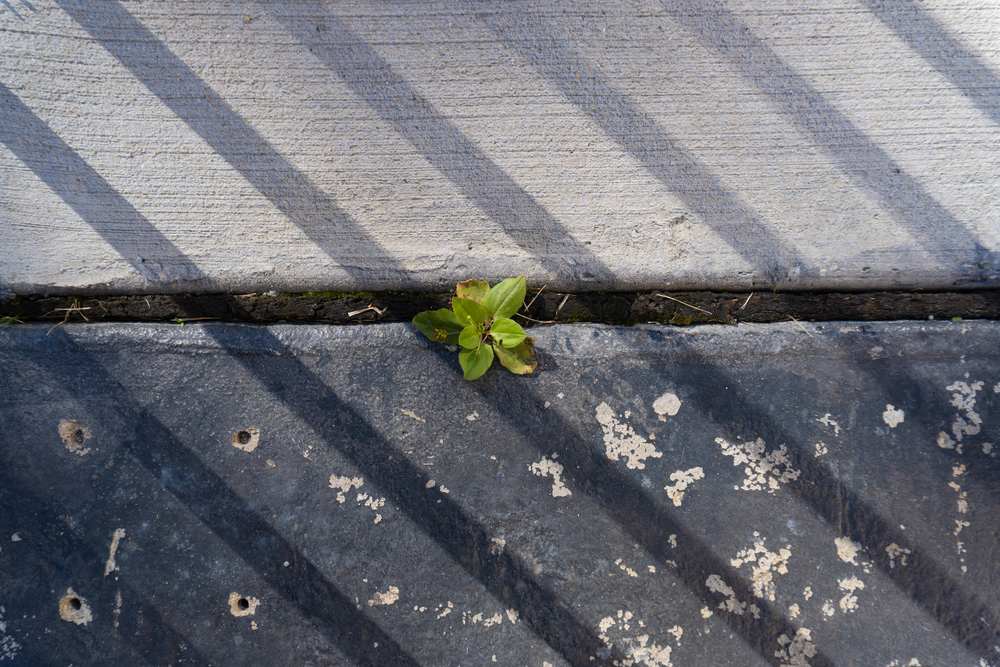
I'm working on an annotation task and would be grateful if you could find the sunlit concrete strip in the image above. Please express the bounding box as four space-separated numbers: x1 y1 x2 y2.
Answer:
2 0 999 294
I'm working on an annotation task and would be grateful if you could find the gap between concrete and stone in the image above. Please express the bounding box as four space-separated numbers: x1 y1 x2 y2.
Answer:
1 289 998 328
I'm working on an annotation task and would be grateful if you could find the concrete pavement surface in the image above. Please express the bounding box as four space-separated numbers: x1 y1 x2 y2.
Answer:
2 0 1000 295
1 320 998 666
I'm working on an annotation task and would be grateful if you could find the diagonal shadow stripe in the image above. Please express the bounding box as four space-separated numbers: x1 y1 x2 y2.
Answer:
55 0 408 284
833 324 1000 503
656 0 1000 286
439 348 836 667
484 10 808 287
255 0 613 284
645 330 1000 660
863 0 1000 132
19 330 424 667
0 471 212 667
0 81 209 286
200 323 627 667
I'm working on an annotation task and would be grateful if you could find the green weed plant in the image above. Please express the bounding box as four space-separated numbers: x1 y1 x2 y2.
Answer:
413 277 537 380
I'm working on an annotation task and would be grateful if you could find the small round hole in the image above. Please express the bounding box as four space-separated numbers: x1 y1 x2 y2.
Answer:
70 597 82 610
238 598 249 610
236 431 251 445
73 430 85 446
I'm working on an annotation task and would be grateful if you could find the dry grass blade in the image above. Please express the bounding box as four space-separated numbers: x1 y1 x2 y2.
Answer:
788 315 814 337
654 294 713 315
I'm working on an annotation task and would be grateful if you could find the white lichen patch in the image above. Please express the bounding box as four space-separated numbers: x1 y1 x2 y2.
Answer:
597 611 674 667
667 626 683 645
653 392 682 420
436 601 453 619
716 437 801 493
821 601 835 617
357 493 386 522
817 414 840 435
886 543 911 568
700 606 712 618
329 475 363 503
104 528 125 576
882 405 905 428
664 468 704 507
615 558 639 578
368 586 399 606
399 409 425 423
838 576 865 613
228 592 260 617
775 628 817 667
803 587 813 600
814 443 828 457
59 589 92 625
730 534 792 601
506 609 518 624
834 537 862 565
529 456 572 497
706 575 745 614
490 537 505 555
58 420 92 455
938 380 986 453
596 403 662 469
0 606 21 661
788 603 800 619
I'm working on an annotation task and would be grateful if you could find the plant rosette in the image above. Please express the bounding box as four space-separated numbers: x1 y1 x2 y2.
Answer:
412 277 538 380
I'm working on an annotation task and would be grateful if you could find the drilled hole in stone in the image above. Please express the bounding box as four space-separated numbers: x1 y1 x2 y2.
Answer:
73 430 85 446
238 598 249 610
236 431 251 445
70 598 82 610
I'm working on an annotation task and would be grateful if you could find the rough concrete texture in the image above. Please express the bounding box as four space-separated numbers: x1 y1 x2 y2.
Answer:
2 0 1000 295
1 320 999 666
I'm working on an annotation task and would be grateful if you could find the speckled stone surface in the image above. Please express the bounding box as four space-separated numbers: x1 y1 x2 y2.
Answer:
1 320 998 666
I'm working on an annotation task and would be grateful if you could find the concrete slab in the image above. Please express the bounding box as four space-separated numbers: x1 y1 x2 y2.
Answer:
2 0 1000 295
1 320 998 665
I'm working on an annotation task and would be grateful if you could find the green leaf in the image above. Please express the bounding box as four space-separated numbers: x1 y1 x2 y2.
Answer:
493 337 537 375
413 309 464 344
456 279 490 303
452 298 487 328
459 324 482 349
459 344 494 380
482 276 526 320
489 317 527 348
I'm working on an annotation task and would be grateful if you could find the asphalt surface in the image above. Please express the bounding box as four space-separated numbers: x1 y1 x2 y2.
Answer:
1 320 998 666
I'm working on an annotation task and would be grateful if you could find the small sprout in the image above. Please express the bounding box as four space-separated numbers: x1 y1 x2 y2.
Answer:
413 277 537 380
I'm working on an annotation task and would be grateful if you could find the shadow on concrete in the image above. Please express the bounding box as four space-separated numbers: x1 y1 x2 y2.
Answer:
648 330 1000 660
863 0 1000 131
0 81 209 287
200 323 626 667
0 472 211 667
455 349 836 667
256 0 613 285
11 325 627 667
10 330 424 667
655 0 1000 286
463 328 999 662
483 10 807 288
54 0 409 286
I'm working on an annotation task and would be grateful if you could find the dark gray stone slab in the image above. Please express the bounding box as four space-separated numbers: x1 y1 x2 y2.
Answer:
0 321 998 666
